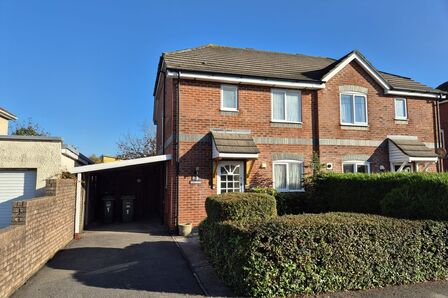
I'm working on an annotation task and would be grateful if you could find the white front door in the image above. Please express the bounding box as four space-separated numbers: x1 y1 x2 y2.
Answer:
0 170 37 228
217 161 244 194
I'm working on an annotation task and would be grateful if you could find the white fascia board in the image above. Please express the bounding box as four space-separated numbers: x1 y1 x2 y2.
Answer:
322 52 391 90
0 109 17 120
217 153 259 159
409 156 438 162
385 89 446 99
167 70 325 89
70 154 172 174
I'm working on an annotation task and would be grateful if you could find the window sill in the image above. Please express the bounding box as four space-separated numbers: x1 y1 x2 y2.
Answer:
271 122 302 128
341 125 369 131
220 110 239 116
395 118 408 124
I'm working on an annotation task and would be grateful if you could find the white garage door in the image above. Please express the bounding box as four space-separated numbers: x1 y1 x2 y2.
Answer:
0 170 37 228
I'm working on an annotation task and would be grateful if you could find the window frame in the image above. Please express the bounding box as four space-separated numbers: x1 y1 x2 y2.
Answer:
339 92 368 126
272 160 304 192
394 98 407 120
271 89 302 124
220 84 239 112
342 161 371 174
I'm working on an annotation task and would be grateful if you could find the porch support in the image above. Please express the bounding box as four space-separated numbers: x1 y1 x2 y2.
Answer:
397 161 408 172
245 159 255 187
212 159 219 188
74 173 82 239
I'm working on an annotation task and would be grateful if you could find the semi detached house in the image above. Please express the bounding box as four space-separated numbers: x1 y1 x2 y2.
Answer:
153 45 445 228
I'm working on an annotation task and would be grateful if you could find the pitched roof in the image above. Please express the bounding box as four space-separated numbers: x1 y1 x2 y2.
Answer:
437 81 448 92
388 138 437 158
0 107 17 120
161 45 440 94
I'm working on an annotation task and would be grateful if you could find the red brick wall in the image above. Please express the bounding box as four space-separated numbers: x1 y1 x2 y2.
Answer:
158 60 438 227
0 179 76 298
317 61 437 171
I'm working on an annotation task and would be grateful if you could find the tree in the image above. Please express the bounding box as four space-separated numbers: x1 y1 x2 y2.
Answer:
12 118 49 136
88 154 102 164
116 124 156 160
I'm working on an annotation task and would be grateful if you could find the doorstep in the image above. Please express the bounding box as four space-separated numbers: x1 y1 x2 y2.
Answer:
172 234 236 297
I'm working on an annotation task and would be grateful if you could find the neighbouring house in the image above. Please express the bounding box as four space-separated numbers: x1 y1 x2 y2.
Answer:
152 45 446 228
0 107 92 228
100 155 119 163
437 81 448 171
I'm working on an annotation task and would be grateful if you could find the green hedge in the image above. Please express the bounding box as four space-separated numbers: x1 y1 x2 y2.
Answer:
200 212 448 297
205 192 277 224
381 174 448 220
312 172 415 214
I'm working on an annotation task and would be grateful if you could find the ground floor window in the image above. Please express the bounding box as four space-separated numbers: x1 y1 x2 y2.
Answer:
273 160 304 192
217 161 244 194
342 161 371 173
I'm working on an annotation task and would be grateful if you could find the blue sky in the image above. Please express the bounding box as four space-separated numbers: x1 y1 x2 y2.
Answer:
1 0 447 156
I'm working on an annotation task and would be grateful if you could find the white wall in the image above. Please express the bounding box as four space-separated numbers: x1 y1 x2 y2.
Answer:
0 139 62 195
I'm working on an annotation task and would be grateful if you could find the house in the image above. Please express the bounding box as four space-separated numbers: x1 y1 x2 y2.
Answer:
151 45 445 229
0 107 92 228
436 81 448 171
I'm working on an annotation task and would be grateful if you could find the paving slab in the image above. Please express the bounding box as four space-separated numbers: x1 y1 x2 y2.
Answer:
173 234 236 297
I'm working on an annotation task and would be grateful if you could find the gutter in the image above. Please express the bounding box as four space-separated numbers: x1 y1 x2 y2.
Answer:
166 70 325 89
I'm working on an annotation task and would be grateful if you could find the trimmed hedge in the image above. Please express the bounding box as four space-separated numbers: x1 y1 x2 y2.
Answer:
313 172 415 214
200 213 448 297
381 174 448 220
205 192 277 224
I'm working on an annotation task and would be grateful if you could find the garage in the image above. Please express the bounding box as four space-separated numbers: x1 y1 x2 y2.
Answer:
0 169 37 228
71 155 171 231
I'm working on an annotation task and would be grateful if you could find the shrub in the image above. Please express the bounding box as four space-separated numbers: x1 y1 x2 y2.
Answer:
205 192 277 224
381 174 448 220
313 172 422 214
200 212 448 297
275 192 312 215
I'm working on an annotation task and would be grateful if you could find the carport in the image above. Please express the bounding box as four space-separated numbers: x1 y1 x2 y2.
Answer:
70 155 171 234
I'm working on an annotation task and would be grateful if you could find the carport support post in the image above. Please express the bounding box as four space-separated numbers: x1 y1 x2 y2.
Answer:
74 173 82 239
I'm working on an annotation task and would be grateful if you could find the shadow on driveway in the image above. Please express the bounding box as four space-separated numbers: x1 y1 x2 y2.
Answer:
13 223 204 297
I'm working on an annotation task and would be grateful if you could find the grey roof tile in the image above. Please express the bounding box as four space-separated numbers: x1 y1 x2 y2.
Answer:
211 131 260 154
162 45 439 94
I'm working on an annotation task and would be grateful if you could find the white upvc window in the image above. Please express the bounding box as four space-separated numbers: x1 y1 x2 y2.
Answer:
221 85 238 111
394 98 407 120
271 89 302 123
342 161 371 174
340 92 368 126
273 160 304 192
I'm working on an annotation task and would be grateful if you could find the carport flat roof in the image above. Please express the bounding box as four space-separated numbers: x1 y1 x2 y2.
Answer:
70 154 172 174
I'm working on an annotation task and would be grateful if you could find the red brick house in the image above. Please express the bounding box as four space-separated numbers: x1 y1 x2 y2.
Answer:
436 81 448 171
153 45 445 229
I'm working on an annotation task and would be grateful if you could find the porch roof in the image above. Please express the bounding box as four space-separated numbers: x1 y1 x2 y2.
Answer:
211 130 259 159
388 138 438 162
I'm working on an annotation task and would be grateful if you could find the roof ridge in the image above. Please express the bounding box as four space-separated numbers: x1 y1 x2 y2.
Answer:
165 44 336 61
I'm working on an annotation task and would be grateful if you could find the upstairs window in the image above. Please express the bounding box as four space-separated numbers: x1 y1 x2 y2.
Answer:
221 85 238 111
342 161 371 174
273 160 304 192
272 90 302 123
394 98 407 120
340 93 368 125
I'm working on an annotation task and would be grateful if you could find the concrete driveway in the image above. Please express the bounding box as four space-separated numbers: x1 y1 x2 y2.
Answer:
13 222 205 298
